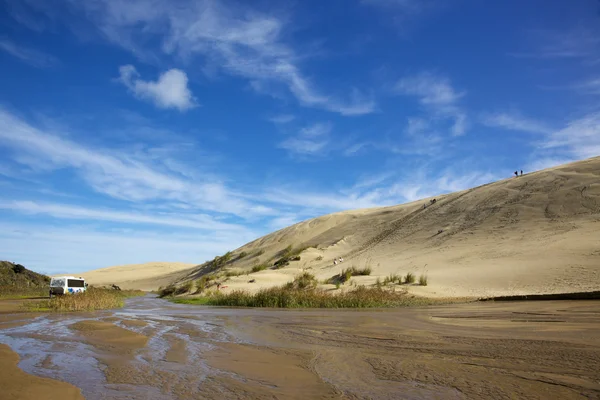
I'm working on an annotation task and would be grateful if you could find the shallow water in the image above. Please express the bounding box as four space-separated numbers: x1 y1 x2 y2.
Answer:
1 295 600 399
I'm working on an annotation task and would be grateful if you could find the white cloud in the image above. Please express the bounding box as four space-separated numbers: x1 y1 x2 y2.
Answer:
0 38 58 68
542 111 600 159
395 72 467 136
396 72 464 105
56 0 375 116
481 112 552 134
573 78 600 95
525 157 575 173
268 114 295 124
0 108 267 217
279 122 332 156
0 200 248 232
118 65 196 111
512 28 600 64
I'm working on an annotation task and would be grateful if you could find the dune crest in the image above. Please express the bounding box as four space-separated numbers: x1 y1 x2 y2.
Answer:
81 157 600 297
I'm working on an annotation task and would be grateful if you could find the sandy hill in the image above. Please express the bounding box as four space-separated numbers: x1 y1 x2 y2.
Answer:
74 262 197 291
82 157 600 297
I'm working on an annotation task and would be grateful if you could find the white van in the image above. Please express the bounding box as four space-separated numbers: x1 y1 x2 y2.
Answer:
49 276 87 298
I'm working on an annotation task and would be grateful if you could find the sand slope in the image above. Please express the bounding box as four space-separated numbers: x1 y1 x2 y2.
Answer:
81 157 600 297
75 262 197 291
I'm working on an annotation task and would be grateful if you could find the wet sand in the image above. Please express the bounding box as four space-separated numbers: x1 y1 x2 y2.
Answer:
0 295 599 399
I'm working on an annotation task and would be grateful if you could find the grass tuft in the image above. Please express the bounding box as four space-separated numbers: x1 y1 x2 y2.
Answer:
327 266 372 285
404 272 416 284
27 287 144 312
418 274 428 286
251 264 269 273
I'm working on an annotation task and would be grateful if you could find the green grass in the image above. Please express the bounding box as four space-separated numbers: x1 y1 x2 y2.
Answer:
0 286 49 299
174 285 438 308
404 272 416 284
383 273 401 285
251 263 269 273
419 274 428 286
327 266 373 285
27 287 145 312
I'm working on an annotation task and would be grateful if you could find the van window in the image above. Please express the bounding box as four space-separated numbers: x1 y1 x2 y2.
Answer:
50 278 65 287
68 279 85 288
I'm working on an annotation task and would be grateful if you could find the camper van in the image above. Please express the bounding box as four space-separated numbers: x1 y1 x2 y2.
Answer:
49 276 87 298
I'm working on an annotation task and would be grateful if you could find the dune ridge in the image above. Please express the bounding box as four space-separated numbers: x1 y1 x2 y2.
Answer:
80 157 600 298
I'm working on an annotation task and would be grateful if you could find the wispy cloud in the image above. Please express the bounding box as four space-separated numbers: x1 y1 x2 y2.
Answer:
396 73 464 105
118 65 197 111
0 38 58 68
28 0 375 116
268 114 295 124
0 108 266 217
395 72 468 136
279 122 332 156
0 200 248 232
541 111 600 159
512 28 600 65
481 111 552 134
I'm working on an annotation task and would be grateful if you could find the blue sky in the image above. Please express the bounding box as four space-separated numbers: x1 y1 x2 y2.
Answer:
1 0 599 274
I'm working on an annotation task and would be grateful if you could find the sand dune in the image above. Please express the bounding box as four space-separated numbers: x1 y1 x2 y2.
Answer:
81 157 600 297
76 262 197 291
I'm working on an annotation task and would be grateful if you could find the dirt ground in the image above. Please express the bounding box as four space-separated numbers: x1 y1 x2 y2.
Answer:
0 296 599 399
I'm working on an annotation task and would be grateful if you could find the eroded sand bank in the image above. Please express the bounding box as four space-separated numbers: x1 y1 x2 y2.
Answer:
1 295 599 399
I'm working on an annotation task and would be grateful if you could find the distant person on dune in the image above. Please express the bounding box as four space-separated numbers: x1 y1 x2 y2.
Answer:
521 170 523 176
514 171 518 177
334 259 338 265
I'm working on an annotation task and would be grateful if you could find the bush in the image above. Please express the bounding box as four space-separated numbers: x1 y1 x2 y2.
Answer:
284 272 317 290
316 255 323 261
12 264 25 274
251 264 268 273
404 272 416 284
251 249 265 258
238 251 248 259
327 266 373 285
419 274 428 286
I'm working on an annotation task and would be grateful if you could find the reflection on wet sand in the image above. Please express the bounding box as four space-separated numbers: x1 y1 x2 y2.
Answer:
1 295 599 399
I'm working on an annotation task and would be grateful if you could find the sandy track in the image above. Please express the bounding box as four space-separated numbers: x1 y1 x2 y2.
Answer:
1 295 599 399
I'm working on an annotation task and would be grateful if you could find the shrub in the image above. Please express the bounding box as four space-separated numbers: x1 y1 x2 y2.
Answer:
404 272 416 284
225 270 244 278
12 264 26 274
251 264 268 273
375 277 382 288
316 255 323 261
284 272 317 290
419 274 428 286
327 266 373 285
238 251 248 259
182 281 194 293
159 285 177 297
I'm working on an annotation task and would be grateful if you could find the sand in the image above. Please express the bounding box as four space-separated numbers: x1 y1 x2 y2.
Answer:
1 295 599 398
0 344 84 400
72 261 197 291
77 156 600 298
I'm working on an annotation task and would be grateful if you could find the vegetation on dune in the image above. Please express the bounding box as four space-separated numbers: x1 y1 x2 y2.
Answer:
419 274 428 286
272 245 308 269
327 266 372 285
174 284 437 308
404 272 416 284
251 263 269 273
27 287 145 312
